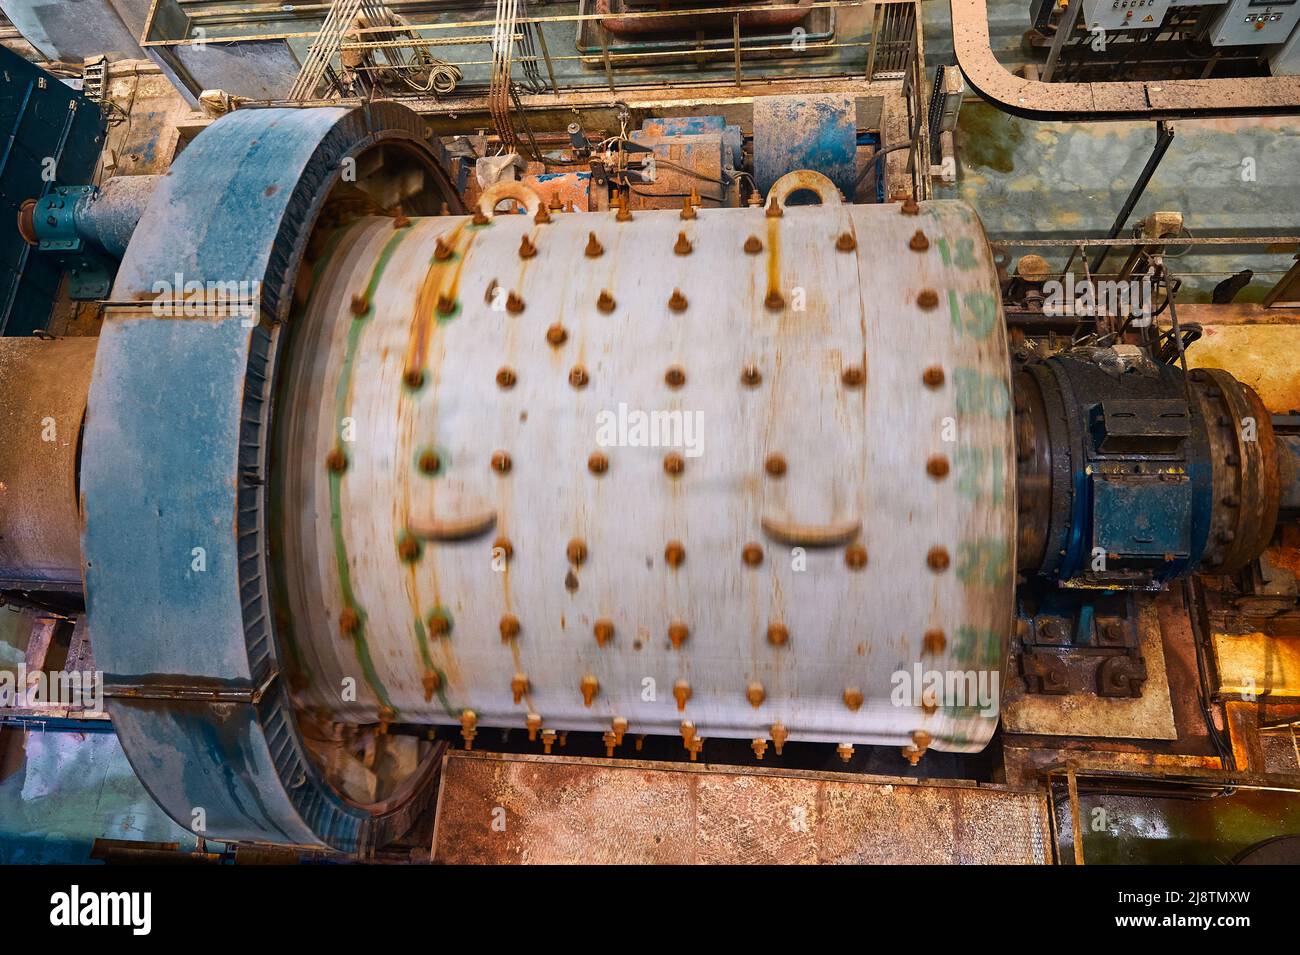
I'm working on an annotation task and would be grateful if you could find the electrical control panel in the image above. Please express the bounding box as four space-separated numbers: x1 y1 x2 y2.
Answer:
1081 0 1174 31
1211 0 1300 45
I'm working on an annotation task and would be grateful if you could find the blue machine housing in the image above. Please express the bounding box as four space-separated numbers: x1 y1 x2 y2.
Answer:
0 46 106 333
80 104 459 851
1023 354 1214 589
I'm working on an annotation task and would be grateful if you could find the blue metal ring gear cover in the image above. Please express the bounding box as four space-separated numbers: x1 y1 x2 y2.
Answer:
81 105 453 851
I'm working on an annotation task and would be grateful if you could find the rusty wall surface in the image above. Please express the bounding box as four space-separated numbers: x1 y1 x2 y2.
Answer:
431 751 1051 863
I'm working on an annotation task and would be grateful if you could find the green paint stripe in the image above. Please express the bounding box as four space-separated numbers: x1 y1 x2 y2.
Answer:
412 618 456 719
329 226 411 715
268 224 354 689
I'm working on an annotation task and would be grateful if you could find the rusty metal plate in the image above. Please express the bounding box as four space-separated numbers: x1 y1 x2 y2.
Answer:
1212 629 1300 701
1186 324 1300 415
1001 601 1177 740
0 337 97 588
430 751 1051 863
274 198 1015 754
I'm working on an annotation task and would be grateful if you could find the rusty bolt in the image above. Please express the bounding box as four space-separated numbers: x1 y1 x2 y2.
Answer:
580 674 599 707
428 608 452 637
746 682 766 708
843 688 864 712
900 198 920 216
398 534 421 563
525 713 542 741
418 450 441 475
564 200 575 213
588 451 609 475
917 288 939 310
519 236 537 259
908 230 930 252
566 538 588 566
325 448 348 473
492 537 513 562
926 454 950 479
743 235 763 255
767 622 789 647
751 738 768 760
510 673 530 704
548 194 562 211
534 204 551 225
584 232 604 257
765 198 783 218
837 743 854 763
673 680 692 711
436 293 456 316
668 288 688 313
491 450 512 474
842 365 865 388
434 237 453 260
770 722 788 755
674 232 693 255
927 546 950 572
923 628 946 655
404 367 425 390
471 210 490 226
593 618 614 647
845 544 868 570
922 365 945 388
764 289 785 311
680 195 698 220
506 291 525 314
350 293 369 316
569 365 589 389
615 198 632 222
764 453 787 477
499 614 521 642
742 542 763 567
546 323 568 347
422 669 441 700
339 606 359 638
664 365 686 389
663 452 685 476
668 622 689 649
664 540 686 568
393 212 410 229
496 366 517 389
835 232 856 252
596 289 616 313
741 364 762 387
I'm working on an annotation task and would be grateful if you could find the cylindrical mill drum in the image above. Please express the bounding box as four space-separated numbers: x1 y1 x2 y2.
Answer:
273 190 1015 753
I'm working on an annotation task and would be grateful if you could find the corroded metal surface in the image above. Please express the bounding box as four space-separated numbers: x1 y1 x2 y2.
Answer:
1001 601 1177 740
1185 323 1300 416
430 751 1051 864
275 196 1015 753
0 337 96 588
1212 629 1300 701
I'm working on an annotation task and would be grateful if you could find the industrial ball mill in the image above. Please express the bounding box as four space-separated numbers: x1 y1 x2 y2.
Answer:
0 105 1288 852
